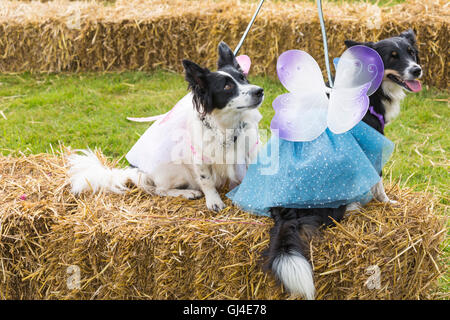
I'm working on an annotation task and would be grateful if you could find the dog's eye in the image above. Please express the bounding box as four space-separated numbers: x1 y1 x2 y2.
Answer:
408 47 415 56
391 51 399 58
224 83 233 90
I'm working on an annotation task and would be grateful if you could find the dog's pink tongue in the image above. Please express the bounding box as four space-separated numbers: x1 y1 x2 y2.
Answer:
405 80 422 92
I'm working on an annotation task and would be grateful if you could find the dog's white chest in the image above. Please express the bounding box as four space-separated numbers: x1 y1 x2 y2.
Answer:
382 81 406 124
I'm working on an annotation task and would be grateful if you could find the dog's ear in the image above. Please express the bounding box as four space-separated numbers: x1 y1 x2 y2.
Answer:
344 40 375 49
217 41 241 71
399 29 416 45
182 59 209 90
399 29 420 64
182 59 212 117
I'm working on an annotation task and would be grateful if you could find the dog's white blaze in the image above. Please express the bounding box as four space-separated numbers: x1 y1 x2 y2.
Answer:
272 251 315 300
404 60 423 80
217 71 261 109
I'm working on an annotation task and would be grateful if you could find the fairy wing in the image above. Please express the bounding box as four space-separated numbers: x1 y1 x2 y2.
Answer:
327 45 384 134
271 50 329 141
276 50 326 94
271 92 329 142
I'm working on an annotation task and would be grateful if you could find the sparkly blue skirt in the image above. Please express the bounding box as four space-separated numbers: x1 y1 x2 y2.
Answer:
227 121 394 216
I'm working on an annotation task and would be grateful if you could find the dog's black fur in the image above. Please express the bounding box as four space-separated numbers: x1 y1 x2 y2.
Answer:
264 206 347 266
264 30 422 298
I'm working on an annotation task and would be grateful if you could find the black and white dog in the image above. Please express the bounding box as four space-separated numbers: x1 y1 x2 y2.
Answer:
265 29 423 299
69 42 264 212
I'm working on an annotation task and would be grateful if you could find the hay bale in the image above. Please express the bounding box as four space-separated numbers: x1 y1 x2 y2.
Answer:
0 0 448 89
0 153 68 299
0 151 446 299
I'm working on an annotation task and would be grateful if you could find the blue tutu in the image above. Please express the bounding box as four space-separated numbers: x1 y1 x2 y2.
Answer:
227 121 394 216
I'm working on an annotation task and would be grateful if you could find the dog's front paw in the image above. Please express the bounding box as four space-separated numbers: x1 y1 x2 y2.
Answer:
377 194 398 204
346 202 362 212
206 196 226 212
385 198 398 205
183 189 203 200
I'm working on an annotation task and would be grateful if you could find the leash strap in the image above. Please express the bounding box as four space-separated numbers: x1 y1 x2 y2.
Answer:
317 0 333 87
233 0 265 56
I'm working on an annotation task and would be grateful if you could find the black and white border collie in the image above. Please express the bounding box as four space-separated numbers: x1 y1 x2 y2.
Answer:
266 29 423 299
68 42 264 212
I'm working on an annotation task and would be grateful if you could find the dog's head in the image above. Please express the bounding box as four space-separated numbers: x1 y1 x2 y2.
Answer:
182 42 264 118
345 29 422 93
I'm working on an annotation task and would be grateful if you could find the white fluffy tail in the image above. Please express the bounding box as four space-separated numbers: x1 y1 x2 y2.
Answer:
68 149 149 195
126 114 166 122
272 251 315 300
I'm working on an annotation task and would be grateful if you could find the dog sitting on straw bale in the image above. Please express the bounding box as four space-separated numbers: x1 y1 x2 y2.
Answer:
263 29 424 300
345 29 423 209
69 42 264 212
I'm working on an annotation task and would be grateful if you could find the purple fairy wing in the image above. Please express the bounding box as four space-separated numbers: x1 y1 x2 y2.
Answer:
271 92 329 142
327 45 384 134
333 45 384 95
271 50 329 141
276 50 326 94
327 83 370 134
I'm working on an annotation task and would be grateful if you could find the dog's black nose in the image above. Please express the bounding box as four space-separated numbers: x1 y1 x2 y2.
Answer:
410 66 422 78
253 88 264 98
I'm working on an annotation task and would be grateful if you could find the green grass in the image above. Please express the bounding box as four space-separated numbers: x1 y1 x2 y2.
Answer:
0 71 187 159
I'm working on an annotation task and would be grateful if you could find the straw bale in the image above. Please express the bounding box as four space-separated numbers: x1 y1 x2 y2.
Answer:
0 0 448 89
0 151 446 299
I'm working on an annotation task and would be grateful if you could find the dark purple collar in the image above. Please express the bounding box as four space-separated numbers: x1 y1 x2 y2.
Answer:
369 106 385 131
